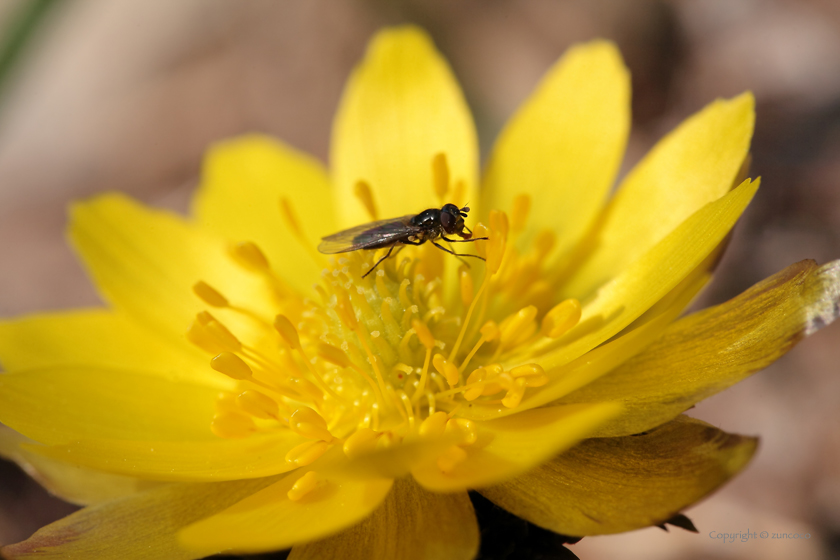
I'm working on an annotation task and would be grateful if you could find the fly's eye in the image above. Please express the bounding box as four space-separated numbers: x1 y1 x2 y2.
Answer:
440 210 456 232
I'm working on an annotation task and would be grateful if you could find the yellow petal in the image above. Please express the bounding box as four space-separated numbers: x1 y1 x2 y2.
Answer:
411 402 621 493
178 456 393 554
536 179 758 370
288 478 478 560
0 427 162 506
461 179 757 423
69 193 271 340
482 41 630 254
479 416 757 536
0 367 218 444
559 259 840 436
193 135 334 294
565 93 755 298
0 309 218 387
30 431 308 482
331 26 478 226
1 475 281 560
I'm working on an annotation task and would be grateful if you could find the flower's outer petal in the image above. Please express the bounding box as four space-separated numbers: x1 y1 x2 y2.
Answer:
558 259 840 437
193 135 334 294
479 416 757 536
482 41 630 253
178 460 394 555
0 310 218 387
332 26 478 226
459 236 723 423
0 427 162 506
0 367 218 445
288 478 478 560
460 179 758 423
1 475 281 560
538 179 758 371
411 402 621 493
30 431 308 482
69 193 271 340
565 93 755 299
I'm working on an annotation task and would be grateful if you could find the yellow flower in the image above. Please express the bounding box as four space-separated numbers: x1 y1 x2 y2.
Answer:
1 25 838 559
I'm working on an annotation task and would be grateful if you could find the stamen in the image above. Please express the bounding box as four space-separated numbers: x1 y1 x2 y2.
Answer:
289 407 334 441
419 410 448 438
287 471 321 501
343 428 380 458
354 180 379 221
502 378 528 408
510 193 531 235
280 197 323 266
211 411 256 439
411 319 435 402
432 152 450 202
187 312 241 353
541 298 582 338
445 417 478 446
193 281 229 308
285 440 331 467
458 320 499 374
494 305 538 359
274 314 342 401
236 390 280 420
432 354 460 387
459 268 474 307
437 445 467 474
211 352 253 380
510 363 549 387
230 241 270 272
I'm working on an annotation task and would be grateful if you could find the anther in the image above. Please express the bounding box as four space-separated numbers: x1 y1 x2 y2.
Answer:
499 306 538 348
193 281 229 308
464 368 486 401
419 411 448 438
541 299 581 339
432 354 460 387
502 378 528 409
210 352 253 380
274 314 301 349
445 418 478 446
510 194 532 234
458 320 500 374
354 180 378 221
230 241 270 272
432 153 450 201
287 471 321 501
210 411 256 439
236 390 279 419
486 211 509 274
412 319 436 350
289 407 334 441
285 440 331 467
459 268 474 307
533 230 556 260
437 445 468 474
510 363 548 388
315 342 352 368
343 428 380 459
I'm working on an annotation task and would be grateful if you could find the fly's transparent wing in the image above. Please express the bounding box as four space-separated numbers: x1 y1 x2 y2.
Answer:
318 215 419 254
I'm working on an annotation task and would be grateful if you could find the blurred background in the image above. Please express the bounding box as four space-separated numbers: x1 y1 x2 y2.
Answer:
0 1 838 559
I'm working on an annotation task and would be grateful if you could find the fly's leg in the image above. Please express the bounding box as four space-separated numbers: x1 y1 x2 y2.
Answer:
441 236 489 243
363 245 397 278
431 241 486 270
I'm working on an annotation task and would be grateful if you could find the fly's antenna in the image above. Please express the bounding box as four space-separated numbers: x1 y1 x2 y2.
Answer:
459 203 471 217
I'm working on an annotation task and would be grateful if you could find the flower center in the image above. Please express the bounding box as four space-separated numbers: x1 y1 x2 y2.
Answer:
185 153 583 495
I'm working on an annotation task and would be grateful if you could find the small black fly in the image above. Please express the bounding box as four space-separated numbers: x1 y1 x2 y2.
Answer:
318 203 488 278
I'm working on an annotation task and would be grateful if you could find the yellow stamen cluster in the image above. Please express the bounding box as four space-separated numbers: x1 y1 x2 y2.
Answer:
187 153 582 482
